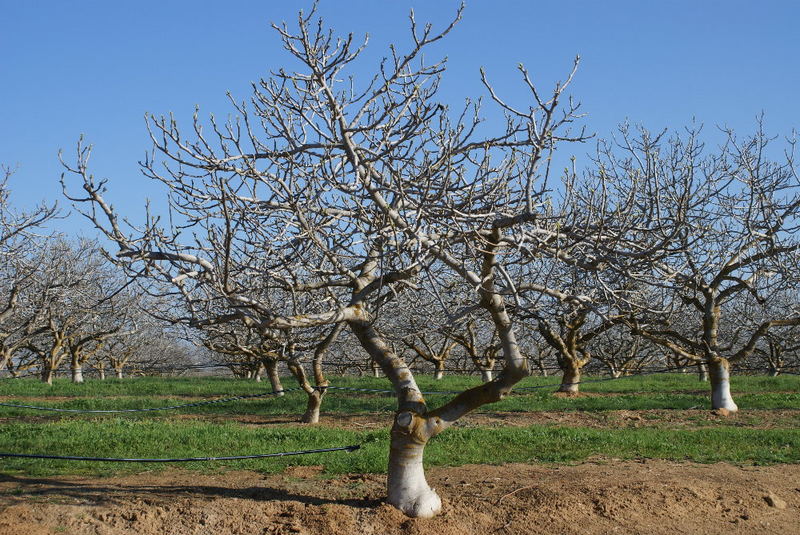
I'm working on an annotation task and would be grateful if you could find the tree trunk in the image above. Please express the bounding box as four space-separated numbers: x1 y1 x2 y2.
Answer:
99 368 106 380
769 368 780 377
266 361 284 396
41 367 54 385
480 369 493 382
71 364 84 383
300 390 323 424
386 412 441 518
708 358 738 412
433 360 444 380
115 369 123 379
558 361 581 393
697 362 709 382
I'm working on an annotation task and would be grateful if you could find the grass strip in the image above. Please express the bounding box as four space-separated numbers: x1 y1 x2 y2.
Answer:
0 420 797 478
2 374 798 398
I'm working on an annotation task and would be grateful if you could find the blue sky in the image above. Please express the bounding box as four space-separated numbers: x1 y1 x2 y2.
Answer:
1 1 798 236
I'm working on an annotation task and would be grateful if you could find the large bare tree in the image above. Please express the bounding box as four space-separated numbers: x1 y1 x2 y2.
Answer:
615 124 800 411
60 5 650 517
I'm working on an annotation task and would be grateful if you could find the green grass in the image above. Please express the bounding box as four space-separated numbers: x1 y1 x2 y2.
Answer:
1 374 798 417
2 372 797 397
0 373 797 479
0 419 797 477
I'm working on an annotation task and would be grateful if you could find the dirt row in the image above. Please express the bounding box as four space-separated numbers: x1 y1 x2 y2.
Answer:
4 408 799 431
1 460 798 534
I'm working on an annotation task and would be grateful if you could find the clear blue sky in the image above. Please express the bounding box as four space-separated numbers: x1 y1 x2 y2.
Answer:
2 1 798 236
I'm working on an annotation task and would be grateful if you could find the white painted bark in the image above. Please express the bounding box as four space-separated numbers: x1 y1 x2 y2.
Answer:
71 365 84 383
115 369 123 379
558 364 580 393
99 368 105 380
480 369 493 382
709 359 738 412
387 412 441 518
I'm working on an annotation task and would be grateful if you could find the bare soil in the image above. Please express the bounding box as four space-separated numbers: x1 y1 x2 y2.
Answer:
0 461 798 534
177 408 800 431
6 409 800 431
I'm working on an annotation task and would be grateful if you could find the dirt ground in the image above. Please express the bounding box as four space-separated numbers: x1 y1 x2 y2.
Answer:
7 408 799 431
0 460 798 535
172 408 800 431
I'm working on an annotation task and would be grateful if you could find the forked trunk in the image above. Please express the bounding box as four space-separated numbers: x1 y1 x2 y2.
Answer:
387 412 441 518
266 361 284 396
480 369 493 382
558 362 581 393
708 358 738 412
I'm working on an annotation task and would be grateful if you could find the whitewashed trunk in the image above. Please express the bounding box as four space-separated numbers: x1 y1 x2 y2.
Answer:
71 365 84 383
709 359 738 412
372 366 381 378
480 369 493 382
387 412 441 518
99 368 106 380
558 364 580 393
115 370 123 379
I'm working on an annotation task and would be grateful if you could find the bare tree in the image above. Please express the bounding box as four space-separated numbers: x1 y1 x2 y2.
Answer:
0 169 58 373
617 124 800 411
61 5 602 517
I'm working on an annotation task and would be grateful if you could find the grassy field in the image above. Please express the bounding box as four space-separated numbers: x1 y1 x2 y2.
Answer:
0 373 798 477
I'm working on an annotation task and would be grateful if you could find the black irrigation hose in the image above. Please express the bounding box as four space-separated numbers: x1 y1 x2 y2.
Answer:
0 444 361 463
0 388 303 413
